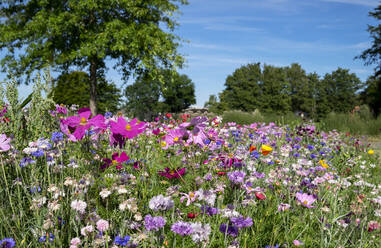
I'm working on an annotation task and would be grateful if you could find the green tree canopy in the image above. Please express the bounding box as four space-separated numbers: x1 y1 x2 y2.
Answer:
124 70 196 120
0 0 187 114
219 63 363 118
321 68 363 113
361 76 381 117
51 71 122 114
219 63 263 112
357 5 381 76
161 70 196 113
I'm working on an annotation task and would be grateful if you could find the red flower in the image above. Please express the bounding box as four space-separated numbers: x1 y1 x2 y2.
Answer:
166 113 172 118
217 171 226 176
158 167 186 179
255 192 266 200
187 212 198 219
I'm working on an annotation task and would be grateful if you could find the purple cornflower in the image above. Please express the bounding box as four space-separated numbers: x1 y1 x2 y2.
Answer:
219 223 239 237
227 171 246 184
144 215 166 231
200 205 218 216
230 216 253 228
0 238 16 248
171 221 193 236
253 171 265 178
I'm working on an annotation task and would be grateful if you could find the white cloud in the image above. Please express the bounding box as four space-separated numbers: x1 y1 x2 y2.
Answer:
321 0 379 7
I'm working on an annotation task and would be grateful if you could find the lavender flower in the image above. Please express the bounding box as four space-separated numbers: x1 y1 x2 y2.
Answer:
227 171 246 184
219 223 239 237
149 195 174 211
144 215 166 231
230 216 253 228
278 203 291 212
171 221 193 236
190 222 211 243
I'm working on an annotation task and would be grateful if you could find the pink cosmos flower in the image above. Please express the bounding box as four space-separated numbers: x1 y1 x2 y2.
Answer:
295 192 316 208
110 117 145 139
60 108 106 141
96 219 109 232
0 134 11 152
180 191 197 206
158 167 186 179
293 240 304 246
161 128 186 149
102 152 129 170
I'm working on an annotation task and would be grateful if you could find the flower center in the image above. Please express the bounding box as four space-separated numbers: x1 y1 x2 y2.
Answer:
190 192 195 198
173 137 179 142
80 117 87 125
125 124 131 131
170 169 175 175
112 160 118 165
161 141 167 147
303 200 308 205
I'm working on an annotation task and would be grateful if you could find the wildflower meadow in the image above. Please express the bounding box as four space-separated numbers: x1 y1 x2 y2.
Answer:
0 80 380 248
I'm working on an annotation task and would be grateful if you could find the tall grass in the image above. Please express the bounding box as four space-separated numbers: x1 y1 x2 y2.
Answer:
222 110 302 126
220 108 381 136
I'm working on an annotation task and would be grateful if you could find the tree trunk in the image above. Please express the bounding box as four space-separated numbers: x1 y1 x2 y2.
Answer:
89 59 97 115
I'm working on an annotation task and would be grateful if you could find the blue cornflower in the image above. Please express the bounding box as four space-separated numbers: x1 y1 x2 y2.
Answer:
19 157 35 168
250 151 260 159
114 235 130 246
104 112 113 118
307 144 314 150
51 132 63 143
31 150 44 157
0 238 16 248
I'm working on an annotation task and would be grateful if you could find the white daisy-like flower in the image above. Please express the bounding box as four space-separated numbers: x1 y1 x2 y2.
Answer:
99 189 112 199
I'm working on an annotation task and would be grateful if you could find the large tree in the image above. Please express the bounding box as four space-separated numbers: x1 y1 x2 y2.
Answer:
124 69 196 120
219 63 263 112
51 71 122 114
0 0 187 114
357 5 381 76
321 68 363 113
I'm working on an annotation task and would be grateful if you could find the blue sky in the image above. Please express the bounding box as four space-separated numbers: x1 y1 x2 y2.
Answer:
1 0 379 107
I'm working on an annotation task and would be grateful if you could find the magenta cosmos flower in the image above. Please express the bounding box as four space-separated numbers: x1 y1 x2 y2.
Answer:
60 108 106 141
110 117 146 139
295 192 316 208
158 167 186 179
102 152 129 170
0 134 11 152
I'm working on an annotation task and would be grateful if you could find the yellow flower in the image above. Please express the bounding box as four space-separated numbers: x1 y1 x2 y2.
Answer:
261 145 272 156
368 150 374 155
319 160 329 169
